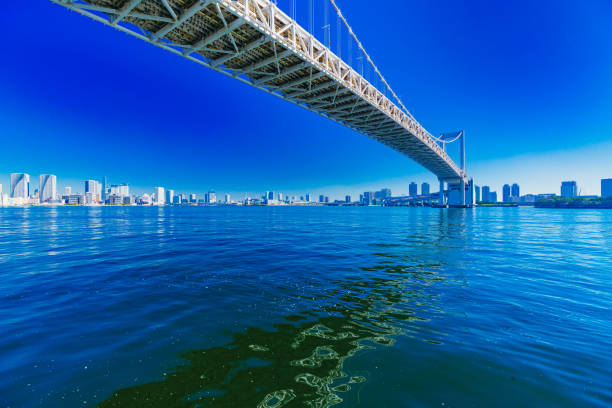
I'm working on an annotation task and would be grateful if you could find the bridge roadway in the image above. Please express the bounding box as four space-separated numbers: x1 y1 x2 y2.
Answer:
52 0 464 181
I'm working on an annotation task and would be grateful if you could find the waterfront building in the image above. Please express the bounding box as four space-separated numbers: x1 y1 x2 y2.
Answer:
475 185 481 202
225 194 231 204
409 182 417 196
481 186 490 202
319 195 325 203
154 187 165 205
503 184 511 202
305 193 311 202
278 193 283 202
205 190 216 204
511 183 520 198
380 188 392 198
102 176 107 202
490 191 498 202
190 193 197 203
40 174 57 203
10 173 30 198
325 196 329 203
601 179 612 197
110 183 129 197
363 191 374 205
84 180 101 203
345 195 351 203
65 186 72 196
165 189 174 204
67 194 84 205
561 181 578 197
421 182 430 195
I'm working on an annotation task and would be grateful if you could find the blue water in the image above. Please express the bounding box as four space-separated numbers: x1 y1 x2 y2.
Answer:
0 206 610 407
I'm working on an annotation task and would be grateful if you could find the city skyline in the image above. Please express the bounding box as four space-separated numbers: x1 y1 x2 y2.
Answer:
2 170 611 206
1 2 611 198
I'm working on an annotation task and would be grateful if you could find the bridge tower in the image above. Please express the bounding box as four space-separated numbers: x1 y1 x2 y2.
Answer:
437 131 473 207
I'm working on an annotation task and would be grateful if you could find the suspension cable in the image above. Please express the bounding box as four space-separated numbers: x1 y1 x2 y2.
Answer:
328 0 457 145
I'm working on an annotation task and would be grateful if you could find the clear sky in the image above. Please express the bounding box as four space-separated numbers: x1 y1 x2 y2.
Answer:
1 0 611 199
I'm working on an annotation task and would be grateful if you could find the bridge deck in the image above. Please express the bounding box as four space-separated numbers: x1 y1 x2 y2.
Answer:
53 0 463 180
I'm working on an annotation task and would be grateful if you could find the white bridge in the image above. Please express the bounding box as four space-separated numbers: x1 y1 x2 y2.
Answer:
51 0 474 206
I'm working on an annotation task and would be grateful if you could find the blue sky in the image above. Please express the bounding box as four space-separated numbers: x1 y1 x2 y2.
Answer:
1 0 611 199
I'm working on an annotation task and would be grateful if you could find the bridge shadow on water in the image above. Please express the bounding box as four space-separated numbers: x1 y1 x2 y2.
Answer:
95 210 469 408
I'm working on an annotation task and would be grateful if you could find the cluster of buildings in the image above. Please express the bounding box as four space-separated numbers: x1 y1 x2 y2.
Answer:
2 172 610 208
474 179 612 204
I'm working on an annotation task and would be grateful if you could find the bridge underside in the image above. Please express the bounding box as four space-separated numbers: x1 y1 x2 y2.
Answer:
53 0 463 180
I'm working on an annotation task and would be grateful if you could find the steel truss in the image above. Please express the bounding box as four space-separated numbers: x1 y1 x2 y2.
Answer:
51 0 464 180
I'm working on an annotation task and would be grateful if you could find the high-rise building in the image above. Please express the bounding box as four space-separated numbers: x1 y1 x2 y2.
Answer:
380 188 391 198
225 194 231 204
305 193 311 202
65 186 72 196
363 191 374 205
102 176 107 202
490 191 498 202
601 179 612 198
209 191 216 203
10 173 30 198
511 183 520 198
324 196 329 203
84 180 102 203
190 193 197 203
475 185 481 202
166 189 174 204
482 186 490 203
110 184 129 197
409 182 417 196
39 174 57 203
502 184 511 202
421 182 430 195
345 195 351 203
154 187 165 205
319 195 325 203
561 181 578 198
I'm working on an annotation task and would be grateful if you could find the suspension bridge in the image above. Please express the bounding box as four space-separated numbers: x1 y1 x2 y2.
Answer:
50 0 474 206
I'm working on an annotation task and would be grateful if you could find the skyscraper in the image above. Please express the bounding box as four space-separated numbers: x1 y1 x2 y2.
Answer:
511 183 520 198
421 182 430 195
319 195 325 203
65 186 72 196
166 189 174 204
475 185 481 202
10 173 30 198
490 191 498 202
409 182 417 196
482 186 490 203
225 194 231 204
345 195 351 203
502 184 511 202
102 176 107 201
601 179 612 198
305 193 311 202
39 174 57 203
84 180 101 203
561 181 578 198
155 187 165 205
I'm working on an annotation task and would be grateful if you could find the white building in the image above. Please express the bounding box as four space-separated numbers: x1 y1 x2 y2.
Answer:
39 174 57 203
84 180 102 203
154 187 165 205
10 173 30 198
110 184 129 197
225 194 231 204
65 186 72 196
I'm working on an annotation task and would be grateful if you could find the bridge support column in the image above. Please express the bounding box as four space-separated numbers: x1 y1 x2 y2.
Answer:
438 179 445 206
